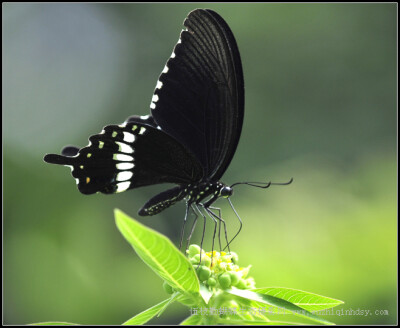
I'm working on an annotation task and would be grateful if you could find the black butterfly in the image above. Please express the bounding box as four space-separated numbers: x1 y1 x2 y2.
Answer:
44 9 291 250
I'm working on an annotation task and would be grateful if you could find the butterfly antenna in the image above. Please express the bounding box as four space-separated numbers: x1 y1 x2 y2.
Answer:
231 177 293 189
223 198 243 251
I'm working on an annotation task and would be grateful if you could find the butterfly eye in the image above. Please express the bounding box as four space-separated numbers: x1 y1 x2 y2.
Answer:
220 186 233 198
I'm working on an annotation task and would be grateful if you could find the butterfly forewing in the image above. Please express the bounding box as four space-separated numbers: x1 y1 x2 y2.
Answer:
44 122 203 195
150 9 244 180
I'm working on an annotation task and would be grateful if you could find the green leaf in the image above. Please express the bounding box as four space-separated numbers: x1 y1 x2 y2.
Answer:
122 298 172 325
226 288 334 325
199 284 214 304
156 292 180 318
180 315 204 325
176 293 200 307
251 287 344 312
31 323 79 325
218 318 305 325
115 209 199 294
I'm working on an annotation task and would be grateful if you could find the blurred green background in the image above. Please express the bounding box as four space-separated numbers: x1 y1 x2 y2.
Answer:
3 3 397 325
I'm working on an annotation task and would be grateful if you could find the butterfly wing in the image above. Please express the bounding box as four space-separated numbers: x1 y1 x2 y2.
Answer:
44 122 203 194
150 9 244 180
125 114 158 128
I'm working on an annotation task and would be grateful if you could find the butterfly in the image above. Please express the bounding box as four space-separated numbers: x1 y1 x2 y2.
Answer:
44 9 291 250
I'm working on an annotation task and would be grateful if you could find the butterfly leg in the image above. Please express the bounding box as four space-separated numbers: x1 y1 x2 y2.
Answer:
200 205 221 268
185 203 198 252
193 203 207 266
223 198 243 251
208 206 222 252
205 206 231 255
179 201 191 250
201 205 220 252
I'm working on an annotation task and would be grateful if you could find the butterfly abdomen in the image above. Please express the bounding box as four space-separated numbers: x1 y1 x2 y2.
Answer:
138 186 187 216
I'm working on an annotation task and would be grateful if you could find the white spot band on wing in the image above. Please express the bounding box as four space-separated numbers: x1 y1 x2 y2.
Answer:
116 181 131 193
123 132 136 143
116 163 134 170
116 141 134 154
113 154 133 161
116 171 133 182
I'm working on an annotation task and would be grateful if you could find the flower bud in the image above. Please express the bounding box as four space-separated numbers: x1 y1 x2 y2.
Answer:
198 266 211 281
200 255 211 267
218 262 227 271
228 271 240 286
236 278 247 289
207 277 217 287
188 244 201 258
221 255 232 263
241 265 251 279
191 254 201 264
218 272 231 289
246 277 256 289
230 251 239 263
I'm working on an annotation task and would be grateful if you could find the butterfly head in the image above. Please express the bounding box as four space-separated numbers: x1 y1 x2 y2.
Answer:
219 185 233 198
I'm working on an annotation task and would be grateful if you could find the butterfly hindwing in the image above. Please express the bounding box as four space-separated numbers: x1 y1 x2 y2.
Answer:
124 114 158 128
150 9 244 180
61 146 80 157
44 122 203 195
